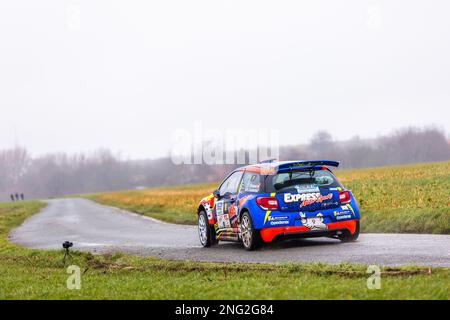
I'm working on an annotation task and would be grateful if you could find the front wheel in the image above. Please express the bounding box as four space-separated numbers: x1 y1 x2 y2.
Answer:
339 220 360 242
198 211 216 247
239 212 262 251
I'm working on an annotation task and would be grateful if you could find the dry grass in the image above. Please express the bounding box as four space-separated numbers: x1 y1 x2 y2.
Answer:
88 161 450 233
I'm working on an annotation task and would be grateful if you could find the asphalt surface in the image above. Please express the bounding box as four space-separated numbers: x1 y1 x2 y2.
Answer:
9 198 450 266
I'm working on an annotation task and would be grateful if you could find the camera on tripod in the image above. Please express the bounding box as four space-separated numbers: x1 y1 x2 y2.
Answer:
62 241 74 263
63 241 73 249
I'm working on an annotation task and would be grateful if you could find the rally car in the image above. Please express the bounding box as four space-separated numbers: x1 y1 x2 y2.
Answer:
197 160 360 250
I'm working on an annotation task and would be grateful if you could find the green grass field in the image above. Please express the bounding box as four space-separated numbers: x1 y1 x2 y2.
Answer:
0 201 449 299
88 161 450 234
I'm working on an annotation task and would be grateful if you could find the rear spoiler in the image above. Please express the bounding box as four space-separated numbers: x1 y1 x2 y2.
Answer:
278 160 340 172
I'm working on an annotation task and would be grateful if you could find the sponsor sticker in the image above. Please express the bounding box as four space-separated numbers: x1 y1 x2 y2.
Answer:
284 192 333 207
204 203 213 220
321 201 339 207
299 212 327 230
268 215 289 221
284 192 319 203
295 184 320 194
336 214 352 220
216 201 224 216
217 213 231 228
270 220 290 226
266 215 290 226
245 184 260 193
334 210 351 217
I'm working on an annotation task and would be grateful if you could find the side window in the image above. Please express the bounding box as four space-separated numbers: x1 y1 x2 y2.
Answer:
219 171 243 196
241 172 261 193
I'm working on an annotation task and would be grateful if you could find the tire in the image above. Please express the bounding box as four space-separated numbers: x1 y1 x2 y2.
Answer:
339 220 360 242
198 210 216 247
239 211 262 251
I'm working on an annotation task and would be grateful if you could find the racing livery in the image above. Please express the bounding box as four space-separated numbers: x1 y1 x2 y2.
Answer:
197 160 361 250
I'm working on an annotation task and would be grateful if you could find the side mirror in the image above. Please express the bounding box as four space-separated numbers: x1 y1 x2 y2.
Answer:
213 189 220 199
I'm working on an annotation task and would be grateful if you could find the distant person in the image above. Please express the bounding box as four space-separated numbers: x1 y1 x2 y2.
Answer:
15 193 19 201
10 194 15 202
21 193 24 201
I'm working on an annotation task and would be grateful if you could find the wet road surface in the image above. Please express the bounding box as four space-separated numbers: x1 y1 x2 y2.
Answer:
9 198 450 266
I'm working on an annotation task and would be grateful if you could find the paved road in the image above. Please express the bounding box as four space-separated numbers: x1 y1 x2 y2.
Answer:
9 198 450 266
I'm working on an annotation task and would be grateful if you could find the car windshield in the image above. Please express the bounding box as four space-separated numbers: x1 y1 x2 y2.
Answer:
268 169 341 192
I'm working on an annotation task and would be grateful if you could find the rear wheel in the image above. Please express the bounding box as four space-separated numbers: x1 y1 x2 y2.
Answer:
198 211 216 247
239 212 262 251
339 220 360 242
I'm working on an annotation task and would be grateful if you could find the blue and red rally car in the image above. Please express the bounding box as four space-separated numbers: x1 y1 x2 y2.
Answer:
197 160 360 250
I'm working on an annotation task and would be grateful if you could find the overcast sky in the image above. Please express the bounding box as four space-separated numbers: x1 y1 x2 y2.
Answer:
0 0 449 159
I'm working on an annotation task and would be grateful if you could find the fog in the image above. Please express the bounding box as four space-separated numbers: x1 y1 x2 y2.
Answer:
0 1 449 159
1 126 449 200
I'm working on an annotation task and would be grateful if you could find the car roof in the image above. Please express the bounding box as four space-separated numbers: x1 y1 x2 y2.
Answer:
237 160 340 175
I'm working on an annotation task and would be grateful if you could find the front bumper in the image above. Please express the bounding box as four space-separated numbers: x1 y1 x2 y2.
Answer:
259 219 358 243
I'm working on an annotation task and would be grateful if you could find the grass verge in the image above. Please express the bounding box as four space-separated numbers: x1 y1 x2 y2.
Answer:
0 201 449 299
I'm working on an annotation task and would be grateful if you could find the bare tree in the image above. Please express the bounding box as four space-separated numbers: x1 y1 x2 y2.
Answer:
0 126 449 200
0 147 30 195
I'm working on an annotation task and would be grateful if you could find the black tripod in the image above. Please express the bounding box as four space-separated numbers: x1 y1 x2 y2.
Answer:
62 241 73 263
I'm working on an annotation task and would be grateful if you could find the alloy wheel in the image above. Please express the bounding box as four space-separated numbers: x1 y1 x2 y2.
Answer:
198 214 208 246
240 214 252 248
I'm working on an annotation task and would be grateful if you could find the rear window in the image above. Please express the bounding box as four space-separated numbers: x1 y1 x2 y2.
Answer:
265 169 342 193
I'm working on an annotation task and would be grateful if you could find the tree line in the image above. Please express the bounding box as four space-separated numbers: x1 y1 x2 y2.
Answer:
0 126 449 200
